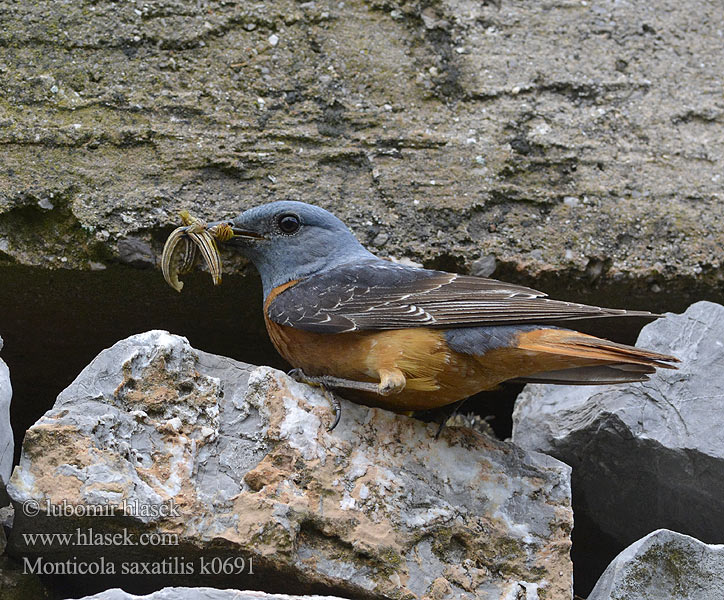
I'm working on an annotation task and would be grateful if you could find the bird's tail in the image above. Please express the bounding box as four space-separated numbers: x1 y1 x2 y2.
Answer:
510 328 678 385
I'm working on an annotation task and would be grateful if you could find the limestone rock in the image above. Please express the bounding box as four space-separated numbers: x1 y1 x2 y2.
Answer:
512 301 724 591
0 1 722 300
588 529 724 600
0 337 13 502
8 331 572 600
75 589 349 600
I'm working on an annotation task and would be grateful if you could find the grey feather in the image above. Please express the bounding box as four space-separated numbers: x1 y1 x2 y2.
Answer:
513 364 657 385
267 258 657 333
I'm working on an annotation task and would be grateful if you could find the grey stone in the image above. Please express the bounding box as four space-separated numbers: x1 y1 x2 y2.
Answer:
0 504 12 530
471 254 497 278
116 237 155 268
8 331 573 599
75 589 349 600
588 529 724 600
9 331 261 515
0 1 722 301
512 301 724 589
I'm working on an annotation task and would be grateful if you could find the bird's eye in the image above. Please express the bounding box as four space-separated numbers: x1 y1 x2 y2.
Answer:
277 213 301 234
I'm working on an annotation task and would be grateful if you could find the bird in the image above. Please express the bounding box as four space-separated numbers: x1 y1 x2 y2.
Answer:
207 201 677 418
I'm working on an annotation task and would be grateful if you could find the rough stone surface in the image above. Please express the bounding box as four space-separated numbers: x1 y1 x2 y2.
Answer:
0 0 723 297
512 301 724 591
8 331 572 600
76 589 349 600
588 529 724 600
0 336 13 501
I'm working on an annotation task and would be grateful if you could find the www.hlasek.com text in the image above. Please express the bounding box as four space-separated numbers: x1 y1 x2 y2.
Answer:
22 527 179 548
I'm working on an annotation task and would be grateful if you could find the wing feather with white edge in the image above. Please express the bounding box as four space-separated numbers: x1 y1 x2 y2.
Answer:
267 259 658 333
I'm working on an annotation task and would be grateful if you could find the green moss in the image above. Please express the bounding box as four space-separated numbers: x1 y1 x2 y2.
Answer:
377 546 403 570
622 541 698 597
250 521 295 555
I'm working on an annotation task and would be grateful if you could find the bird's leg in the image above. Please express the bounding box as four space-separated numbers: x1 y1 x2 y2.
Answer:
286 367 407 428
287 368 353 431
287 368 381 394
435 397 470 439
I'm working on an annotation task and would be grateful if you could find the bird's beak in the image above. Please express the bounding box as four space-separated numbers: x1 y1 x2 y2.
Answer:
206 220 266 243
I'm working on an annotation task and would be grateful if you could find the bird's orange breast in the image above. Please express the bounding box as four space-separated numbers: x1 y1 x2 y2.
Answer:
263 281 504 410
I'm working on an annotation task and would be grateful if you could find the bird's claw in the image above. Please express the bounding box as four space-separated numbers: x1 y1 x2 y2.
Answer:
435 397 470 440
287 368 342 431
287 368 306 382
322 387 342 431
161 210 234 292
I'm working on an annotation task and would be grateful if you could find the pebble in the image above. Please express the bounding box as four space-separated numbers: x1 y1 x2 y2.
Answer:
372 233 389 247
472 255 497 277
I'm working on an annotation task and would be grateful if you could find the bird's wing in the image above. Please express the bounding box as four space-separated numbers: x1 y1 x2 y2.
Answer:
266 260 657 333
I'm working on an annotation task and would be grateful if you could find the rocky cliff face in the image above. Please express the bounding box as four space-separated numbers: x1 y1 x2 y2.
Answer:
1 0 722 293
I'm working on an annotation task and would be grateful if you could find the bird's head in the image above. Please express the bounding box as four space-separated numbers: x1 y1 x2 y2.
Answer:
212 201 375 297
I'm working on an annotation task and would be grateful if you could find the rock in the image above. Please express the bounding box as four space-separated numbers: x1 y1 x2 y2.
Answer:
0 338 13 503
116 237 155 269
512 301 724 593
8 331 572 600
0 1 722 301
75 589 348 600
588 529 724 600
471 255 497 278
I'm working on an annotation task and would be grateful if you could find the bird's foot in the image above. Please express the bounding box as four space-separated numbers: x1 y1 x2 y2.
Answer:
287 368 351 431
435 397 470 440
286 368 407 429
320 387 342 431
